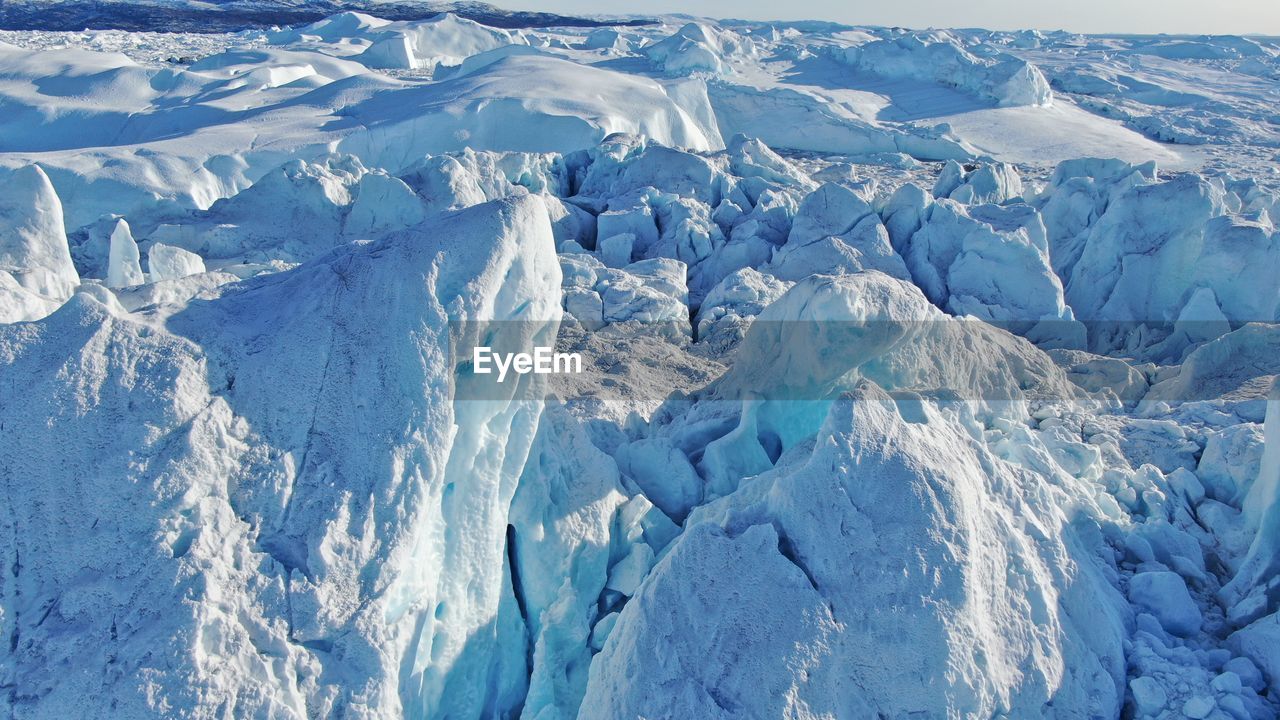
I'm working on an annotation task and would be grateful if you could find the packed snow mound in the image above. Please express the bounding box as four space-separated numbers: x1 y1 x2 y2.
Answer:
0 195 562 718
584 383 1126 719
267 11 391 44
187 47 371 87
707 81 978 160
444 43 549 78
644 22 756 76
0 164 79 321
335 55 723 167
838 31 1054 108
355 13 524 71
269 12 523 72
0 43 367 153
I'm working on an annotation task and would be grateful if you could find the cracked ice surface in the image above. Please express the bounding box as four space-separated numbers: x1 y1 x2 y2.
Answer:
1 7 1280 720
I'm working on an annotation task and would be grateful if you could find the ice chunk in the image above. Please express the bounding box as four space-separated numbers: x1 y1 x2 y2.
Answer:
598 233 635 268
933 159 967 199
148 243 205 282
726 134 816 192
1037 157 1157 283
767 213 910 282
589 612 619 651
584 522 838 717
576 136 722 205
1180 287 1233 341
605 542 655 597
358 34 418 70
158 154 368 262
1198 423 1265 504
1224 657 1266 693
1130 676 1168 715
1128 571 1202 637
0 271 61 323
784 182 875 248
1048 349 1149 407
1224 378 1280 604
1229 612 1280 697
694 267 791 346
344 171 428 237
903 200 1082 345
1146 324 1280 406
105 219 143 288
614 438 703 522
1249 380 1280 526
581 28 628 52
882 182 932 253
0 164 79 305
597 205 658 257
935 161 1024 205
1211 671 1243 694
1066 174 1279 351
697 397 776 497
1182 696 1215 719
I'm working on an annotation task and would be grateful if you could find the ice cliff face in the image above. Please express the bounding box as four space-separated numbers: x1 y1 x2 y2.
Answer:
2 196 561 718
3 11 1280 720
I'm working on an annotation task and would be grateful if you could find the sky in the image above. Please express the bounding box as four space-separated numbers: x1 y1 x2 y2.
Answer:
488 0 1280 35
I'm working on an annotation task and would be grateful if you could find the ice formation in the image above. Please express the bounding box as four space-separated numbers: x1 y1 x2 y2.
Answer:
1 6 1279 720
0 165 79 322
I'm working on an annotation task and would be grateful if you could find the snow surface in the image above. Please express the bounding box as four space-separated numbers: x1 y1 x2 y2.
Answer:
1 8 1280 720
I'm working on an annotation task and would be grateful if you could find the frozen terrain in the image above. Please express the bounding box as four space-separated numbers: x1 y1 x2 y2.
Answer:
1 5 1279 720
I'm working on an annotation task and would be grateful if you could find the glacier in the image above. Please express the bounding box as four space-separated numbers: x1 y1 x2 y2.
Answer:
1 5 1279 720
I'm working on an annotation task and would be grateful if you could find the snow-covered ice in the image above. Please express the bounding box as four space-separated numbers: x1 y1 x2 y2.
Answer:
1 5 1279 720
